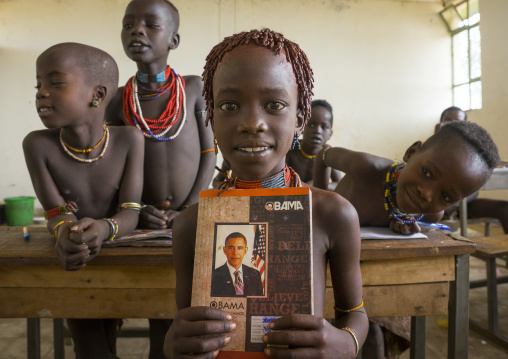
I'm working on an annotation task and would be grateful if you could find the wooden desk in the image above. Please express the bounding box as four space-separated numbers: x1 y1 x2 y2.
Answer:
0 227 474 359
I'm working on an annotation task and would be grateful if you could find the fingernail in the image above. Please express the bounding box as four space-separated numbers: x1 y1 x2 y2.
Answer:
225 314 233 320
225 336 231 344
213 350 219 358
71 226 78 231
262 334 268 343
269 322 274 328
230 322 236 330
264 348 271 356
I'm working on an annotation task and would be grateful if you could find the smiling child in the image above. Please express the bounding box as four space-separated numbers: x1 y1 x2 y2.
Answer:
314 121 500 234
164 28 368 359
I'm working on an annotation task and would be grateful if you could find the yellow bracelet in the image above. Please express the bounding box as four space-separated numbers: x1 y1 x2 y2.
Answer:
340 327 359 358
334 300 364 313
53 220 73 239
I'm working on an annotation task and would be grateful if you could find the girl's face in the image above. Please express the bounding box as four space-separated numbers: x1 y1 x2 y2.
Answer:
35 51 94 129
397 142 486 214
212 45 304 181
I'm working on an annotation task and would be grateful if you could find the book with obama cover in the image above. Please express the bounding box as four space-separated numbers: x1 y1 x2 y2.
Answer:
191 187 313 358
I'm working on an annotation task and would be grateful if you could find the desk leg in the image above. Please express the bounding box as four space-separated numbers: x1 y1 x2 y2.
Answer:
27 318 41 359
448 254 469 359
486 257 499 333
53 319 65 359
410 316 426 359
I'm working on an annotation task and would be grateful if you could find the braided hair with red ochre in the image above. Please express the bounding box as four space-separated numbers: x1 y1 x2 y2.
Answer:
202 28 314 127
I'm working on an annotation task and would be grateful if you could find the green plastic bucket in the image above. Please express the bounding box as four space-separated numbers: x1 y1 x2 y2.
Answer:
4 196 35 226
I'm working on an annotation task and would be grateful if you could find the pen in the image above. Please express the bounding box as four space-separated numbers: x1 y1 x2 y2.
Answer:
416 221 450 230
23 226 30 241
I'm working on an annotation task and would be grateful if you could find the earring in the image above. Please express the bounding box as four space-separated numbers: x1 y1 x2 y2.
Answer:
213 134 218 155
291 132 301 150
92 100 100 108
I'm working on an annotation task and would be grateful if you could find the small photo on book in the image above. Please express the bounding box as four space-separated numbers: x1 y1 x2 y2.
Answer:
211 223 267 298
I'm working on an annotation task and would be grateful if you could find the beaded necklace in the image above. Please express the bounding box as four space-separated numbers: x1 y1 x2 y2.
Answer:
300 146 316 159
384 162 424 224
122 66 186 141
59 126 110 163
136 66 172 84
219 164 301 192
61 124 107 153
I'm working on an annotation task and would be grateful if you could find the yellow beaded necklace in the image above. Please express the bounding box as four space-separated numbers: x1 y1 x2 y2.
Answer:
59 126 110 163
300 147 316 159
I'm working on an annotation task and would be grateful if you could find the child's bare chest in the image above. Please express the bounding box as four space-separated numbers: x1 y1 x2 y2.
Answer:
48 154 125 205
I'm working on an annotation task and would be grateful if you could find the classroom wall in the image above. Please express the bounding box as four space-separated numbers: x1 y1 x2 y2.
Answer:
0 0 455 210
468 0 508 201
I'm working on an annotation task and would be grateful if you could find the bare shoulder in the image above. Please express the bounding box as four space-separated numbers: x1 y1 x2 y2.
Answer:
182 75 204 95
23 129 57 153
310 186 359 230
308 185 361 251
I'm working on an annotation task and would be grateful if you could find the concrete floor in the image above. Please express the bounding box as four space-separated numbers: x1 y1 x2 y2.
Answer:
2 224 508 359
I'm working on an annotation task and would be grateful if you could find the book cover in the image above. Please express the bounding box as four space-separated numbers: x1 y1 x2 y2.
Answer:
192 187 313 358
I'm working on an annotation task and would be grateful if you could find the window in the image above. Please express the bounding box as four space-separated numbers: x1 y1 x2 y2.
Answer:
440 0 481 110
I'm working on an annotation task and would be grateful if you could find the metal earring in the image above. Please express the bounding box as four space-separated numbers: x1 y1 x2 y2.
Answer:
92 100 100 108
291 132 301 150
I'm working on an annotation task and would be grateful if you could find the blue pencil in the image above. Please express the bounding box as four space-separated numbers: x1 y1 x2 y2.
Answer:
416 221 450 231
23 227 30 241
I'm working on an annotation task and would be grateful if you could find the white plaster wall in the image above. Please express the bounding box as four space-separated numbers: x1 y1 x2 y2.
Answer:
0 0 452 210
467 0 508 200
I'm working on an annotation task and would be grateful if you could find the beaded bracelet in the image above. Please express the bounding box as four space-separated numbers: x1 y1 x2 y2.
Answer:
53 220 73 239
334 300 364 313
44 201 79 220
322 146 332 166
340 327 359 358
201 149 215 154
102 218 119 242
117 202 142 212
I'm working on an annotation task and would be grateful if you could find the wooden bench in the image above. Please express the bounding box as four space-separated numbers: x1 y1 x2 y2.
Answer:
469 234 508 348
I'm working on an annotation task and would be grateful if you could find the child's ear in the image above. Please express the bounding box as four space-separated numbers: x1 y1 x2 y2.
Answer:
403 141 423 162
169 32 180 50
93 85 107 106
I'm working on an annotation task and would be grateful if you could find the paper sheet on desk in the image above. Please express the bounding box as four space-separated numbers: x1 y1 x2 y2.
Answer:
361 227 428 240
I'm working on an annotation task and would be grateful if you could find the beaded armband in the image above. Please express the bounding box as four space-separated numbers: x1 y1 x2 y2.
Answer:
53 220 73 239
44 201 79 220
117 202 142 212
102 218 119 242
340 327 359 358
334 300 364 313
322 146 332 166
201 149 215 154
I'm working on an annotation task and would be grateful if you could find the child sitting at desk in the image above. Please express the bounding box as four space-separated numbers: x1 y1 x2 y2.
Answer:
437 106 508 234
106 0 216 229
164 28 368 358
286 99 341 185
23 42 144 359
314 121 500 235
